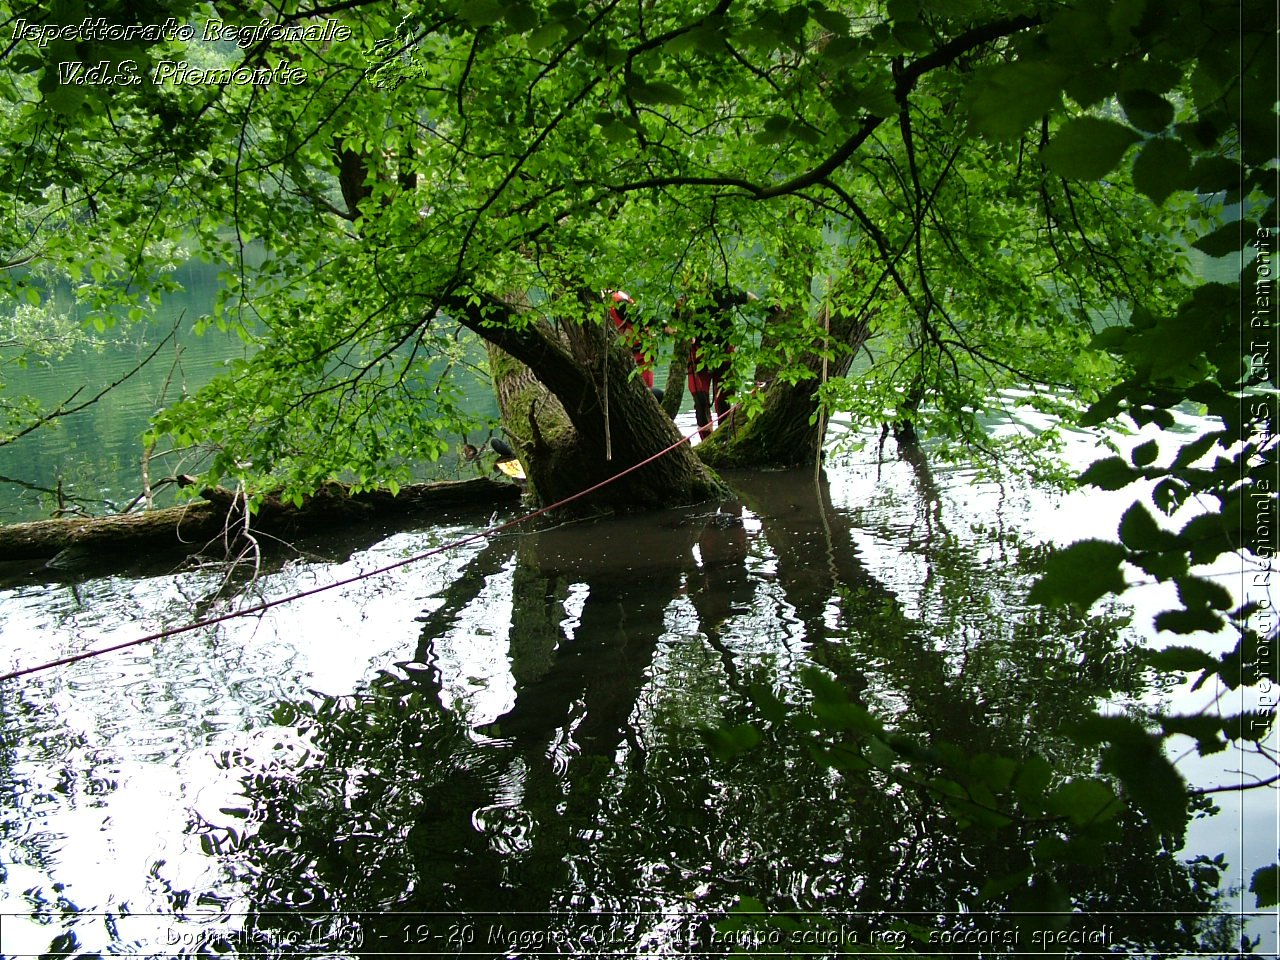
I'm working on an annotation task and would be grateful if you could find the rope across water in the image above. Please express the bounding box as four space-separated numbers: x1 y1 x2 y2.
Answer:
0 418 711 684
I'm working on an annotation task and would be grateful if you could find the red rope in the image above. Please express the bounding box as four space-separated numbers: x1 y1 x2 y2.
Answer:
0 419 710 684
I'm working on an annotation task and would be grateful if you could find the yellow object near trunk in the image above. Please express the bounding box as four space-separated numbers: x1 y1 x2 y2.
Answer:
495 458 526 481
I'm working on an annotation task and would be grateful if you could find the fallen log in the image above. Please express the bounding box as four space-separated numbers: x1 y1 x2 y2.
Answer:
0 477 522 564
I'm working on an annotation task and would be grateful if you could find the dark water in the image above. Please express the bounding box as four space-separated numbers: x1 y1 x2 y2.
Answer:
1 420 1275 957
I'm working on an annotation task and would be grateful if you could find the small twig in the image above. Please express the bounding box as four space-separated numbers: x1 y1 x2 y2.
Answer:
1191 771 1280 797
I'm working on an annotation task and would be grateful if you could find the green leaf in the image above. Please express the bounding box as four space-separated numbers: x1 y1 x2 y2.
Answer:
41 82 87 115
1046 778 1122 826
526 22 565 51
1132 545 1188 581
1175 575 1233 611
820 34 866 66
1117 58 1183 95
970 753 1017 792
9 53 42 72
692 20 727 53
1079 456 1139 490
802 666 851 704
1131 407 1175 429
811 6 851 35
628 81 686 106
1160 714 1228 755
1099 730 1189 837
1179 511 1241 564
1117 89 1173 132
1130 439 1158 467
1131 138 1191 205
701 722 761 760
1091 325 1130 352
1189 155 1238 193
502 2 538 31
662 29 701 54
1118 501 1173 551
966 62 1067 142
1027 539 1128 609
1011 754 1053 801
1251 864 1280 908
747 682 788 724
599 119 634 143
854 82 898 118
803 670 883 734
1041 118 1140 180
1171 430 1225 469
761 115 792 138
892 19 933 52
1154 607 1225 634
1107 0 1149 41
812 698 882 734
1065 67 1118 109
1143 645 1218 673
1192 222 1246 258
460 0 504 27
1071 713 1149 746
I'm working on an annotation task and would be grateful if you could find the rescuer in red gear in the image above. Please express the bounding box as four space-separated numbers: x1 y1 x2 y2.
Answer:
680 288 754 438
606 289 656 389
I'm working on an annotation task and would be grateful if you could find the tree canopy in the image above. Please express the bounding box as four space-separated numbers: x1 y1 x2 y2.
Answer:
5 0 1265 490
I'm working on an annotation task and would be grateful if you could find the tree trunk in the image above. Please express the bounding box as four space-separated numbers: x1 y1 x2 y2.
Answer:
451 294 727 513
659 337 690 419
698 302 871 468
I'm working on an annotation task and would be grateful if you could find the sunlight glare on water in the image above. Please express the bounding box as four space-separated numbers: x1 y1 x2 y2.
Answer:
0 416 1275 958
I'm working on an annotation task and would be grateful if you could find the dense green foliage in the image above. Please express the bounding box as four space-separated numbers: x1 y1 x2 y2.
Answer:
0 0 1223 486
1 0 1276 936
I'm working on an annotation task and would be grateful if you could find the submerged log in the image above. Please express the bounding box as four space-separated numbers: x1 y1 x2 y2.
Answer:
0 477 521 563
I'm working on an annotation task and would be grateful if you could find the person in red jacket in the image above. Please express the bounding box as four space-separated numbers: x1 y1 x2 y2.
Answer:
606 289 655 388
680 288 754 438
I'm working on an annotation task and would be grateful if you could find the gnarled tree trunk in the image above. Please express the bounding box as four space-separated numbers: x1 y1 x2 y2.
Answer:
698 300 872 468
451 294 727 513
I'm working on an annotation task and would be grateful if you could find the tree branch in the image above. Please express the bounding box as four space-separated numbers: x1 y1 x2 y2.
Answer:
0 322 179 448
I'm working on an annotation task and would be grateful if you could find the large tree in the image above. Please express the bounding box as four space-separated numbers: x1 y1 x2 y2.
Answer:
2 0 1276 921
0 0 1237 505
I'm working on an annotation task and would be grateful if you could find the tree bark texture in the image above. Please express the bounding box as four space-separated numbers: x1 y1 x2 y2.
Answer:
454 294 727 513
698 301 872 468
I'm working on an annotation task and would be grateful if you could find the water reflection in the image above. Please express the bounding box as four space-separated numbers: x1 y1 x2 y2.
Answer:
230 468 1227 954
0 455 1254 956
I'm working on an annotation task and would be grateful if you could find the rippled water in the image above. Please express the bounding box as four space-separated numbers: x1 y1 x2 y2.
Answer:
0 415 1275 957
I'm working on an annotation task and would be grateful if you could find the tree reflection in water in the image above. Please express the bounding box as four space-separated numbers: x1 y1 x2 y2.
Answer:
232 464 1238 956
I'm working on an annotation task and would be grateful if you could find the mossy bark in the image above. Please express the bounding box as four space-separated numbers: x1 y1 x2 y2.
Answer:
698 302 872 468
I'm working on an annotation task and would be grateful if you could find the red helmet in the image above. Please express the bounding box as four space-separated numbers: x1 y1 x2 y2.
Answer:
609 290 633 304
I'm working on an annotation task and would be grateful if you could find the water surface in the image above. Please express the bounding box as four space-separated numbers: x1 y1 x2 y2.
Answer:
1 419 1274 957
